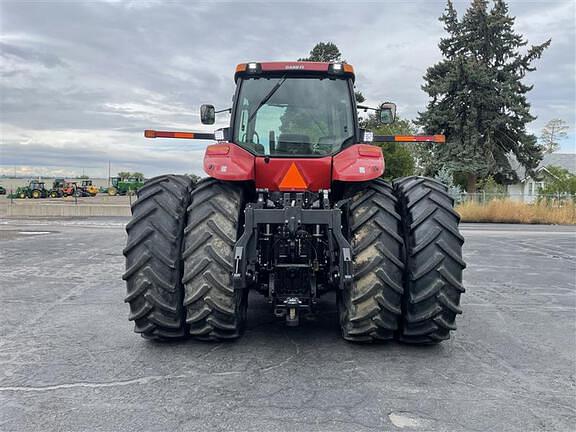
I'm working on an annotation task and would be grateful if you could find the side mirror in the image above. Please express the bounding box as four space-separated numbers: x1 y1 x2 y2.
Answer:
378 102 396 124
200 104 215 125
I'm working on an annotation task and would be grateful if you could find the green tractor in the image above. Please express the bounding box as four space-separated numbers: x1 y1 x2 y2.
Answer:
106 177 144 196
48 178 66 198
15 181 49 199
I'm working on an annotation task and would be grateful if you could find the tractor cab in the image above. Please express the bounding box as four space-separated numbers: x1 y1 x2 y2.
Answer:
29 181 45 190
229 66 357 157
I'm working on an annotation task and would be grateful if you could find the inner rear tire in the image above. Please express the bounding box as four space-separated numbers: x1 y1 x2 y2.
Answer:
394 176 466 344
338 179 405 342
182 178 247 341
123 175 193 340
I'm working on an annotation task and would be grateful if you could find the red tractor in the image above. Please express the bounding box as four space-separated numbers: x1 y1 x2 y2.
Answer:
124 61 465 344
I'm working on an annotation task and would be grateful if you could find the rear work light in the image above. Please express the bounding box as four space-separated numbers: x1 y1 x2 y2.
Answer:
246 62 261 74
329 63 354 75
235 62 261 77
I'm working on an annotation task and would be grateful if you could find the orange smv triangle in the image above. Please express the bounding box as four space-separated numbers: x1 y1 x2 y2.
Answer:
279 162 308 190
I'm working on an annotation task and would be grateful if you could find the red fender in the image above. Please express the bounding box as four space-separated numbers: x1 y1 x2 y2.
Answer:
203 143 255 181
332 144 384 182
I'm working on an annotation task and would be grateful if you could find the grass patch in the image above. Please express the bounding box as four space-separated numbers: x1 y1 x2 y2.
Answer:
456 199 576 224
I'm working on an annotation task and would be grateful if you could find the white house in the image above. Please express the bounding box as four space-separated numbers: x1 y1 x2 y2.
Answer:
507 153 576 203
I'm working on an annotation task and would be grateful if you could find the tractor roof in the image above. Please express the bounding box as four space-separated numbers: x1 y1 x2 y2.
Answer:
234 61 355 82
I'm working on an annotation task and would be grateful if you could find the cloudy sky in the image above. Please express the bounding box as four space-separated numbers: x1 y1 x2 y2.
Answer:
1 0 574 178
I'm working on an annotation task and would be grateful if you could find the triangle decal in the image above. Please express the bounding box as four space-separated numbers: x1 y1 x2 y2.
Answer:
279 163 308 190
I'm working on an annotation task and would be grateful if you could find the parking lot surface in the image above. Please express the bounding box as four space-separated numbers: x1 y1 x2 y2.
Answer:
0 219 574 431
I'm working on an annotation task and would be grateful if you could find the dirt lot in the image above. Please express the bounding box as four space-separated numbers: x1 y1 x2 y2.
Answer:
0 220 574 431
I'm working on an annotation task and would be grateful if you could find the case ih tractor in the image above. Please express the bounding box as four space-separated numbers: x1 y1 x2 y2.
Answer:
123 61 465 344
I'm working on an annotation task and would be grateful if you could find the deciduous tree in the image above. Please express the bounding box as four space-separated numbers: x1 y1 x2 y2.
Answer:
362 113 417 180
540 119 569 154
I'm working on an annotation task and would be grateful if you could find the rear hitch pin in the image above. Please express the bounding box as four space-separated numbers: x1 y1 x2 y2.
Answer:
284 297 301 327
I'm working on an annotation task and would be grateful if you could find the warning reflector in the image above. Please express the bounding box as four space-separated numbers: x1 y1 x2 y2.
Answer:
279 163 307 190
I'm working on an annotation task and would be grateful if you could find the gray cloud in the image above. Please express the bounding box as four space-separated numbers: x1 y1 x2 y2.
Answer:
1 0 574 178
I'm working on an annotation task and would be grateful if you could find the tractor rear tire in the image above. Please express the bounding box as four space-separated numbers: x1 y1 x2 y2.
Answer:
182 178 247 341
338 179 405 342
393 176 466 344
123 174 193 340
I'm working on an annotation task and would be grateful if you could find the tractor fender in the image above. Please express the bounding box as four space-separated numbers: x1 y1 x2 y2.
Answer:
332 144 384 182
203 143 255 181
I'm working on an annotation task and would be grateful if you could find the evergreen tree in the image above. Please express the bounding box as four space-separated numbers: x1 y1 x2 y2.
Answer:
434 167 464 201
298 42 342 62
418 0 550 192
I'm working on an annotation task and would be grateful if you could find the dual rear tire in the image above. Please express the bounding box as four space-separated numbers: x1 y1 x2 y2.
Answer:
123 175 465 344
338 176 465 343
123 176 245 341
393 176 466 343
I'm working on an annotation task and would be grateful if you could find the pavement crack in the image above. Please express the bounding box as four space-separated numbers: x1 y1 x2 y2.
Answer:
0 370 243 393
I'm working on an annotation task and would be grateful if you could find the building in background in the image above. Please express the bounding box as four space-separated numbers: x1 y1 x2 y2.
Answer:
507 153 576 203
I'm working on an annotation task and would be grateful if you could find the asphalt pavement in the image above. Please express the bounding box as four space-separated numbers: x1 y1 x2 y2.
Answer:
0 219 575 431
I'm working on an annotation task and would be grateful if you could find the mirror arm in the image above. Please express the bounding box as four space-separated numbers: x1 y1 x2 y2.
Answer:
215 107 232 114
356 105 378 112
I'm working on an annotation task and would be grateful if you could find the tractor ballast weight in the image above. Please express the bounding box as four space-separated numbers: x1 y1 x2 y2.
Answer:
125 61 465 343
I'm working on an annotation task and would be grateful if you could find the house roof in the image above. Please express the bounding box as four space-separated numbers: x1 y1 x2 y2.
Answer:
510 153 576 181
537 153 576 174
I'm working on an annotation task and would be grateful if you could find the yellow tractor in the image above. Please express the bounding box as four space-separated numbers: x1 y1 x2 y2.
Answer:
78 180 99 197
